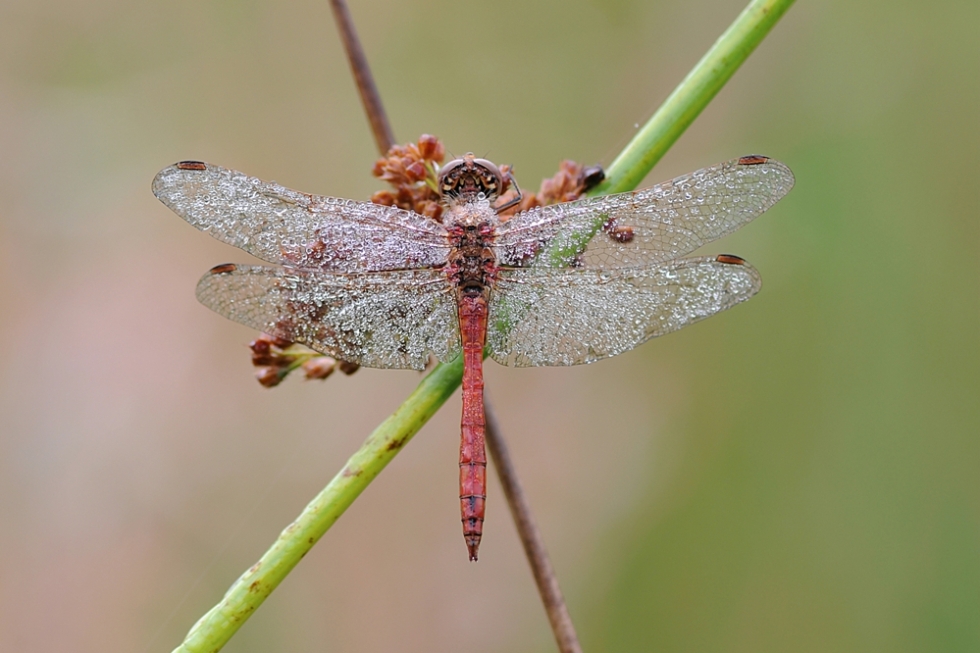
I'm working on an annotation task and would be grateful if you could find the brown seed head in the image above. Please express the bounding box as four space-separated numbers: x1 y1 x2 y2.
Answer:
337 360 361 375
302 356 337 380
248 334 354 386
417 134 444 161
372 135 445 219
255 366 286 388
370 190 397 206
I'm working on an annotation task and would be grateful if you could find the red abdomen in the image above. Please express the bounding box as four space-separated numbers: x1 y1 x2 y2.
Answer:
458 292 488 560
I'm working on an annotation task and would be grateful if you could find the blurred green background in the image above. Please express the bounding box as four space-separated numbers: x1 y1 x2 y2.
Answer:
0 0 977 651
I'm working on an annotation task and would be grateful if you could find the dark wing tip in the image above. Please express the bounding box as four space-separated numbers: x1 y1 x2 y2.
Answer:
737 155 770 166
207 263 238 275
176 160 208 171
152 161 213 202
736 155 795 200
715 254 747 265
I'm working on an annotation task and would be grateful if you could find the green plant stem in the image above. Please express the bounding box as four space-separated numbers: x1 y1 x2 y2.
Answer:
171 0 794 650
173 358 462 653
594 0 796 195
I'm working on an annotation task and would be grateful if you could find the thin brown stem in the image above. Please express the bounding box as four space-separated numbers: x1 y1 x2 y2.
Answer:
328 0 395 154
485 400 583 653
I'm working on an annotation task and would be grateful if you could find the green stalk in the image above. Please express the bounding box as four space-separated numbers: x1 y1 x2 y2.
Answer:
174 358 462 652
594 0 796 195
172 0 794 650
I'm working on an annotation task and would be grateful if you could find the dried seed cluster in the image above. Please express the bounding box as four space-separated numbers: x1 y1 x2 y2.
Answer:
370 134 446 221
250 333 359 388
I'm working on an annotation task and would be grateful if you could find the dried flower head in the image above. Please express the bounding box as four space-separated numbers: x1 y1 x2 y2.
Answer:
249 334 350 387
371 134 446 221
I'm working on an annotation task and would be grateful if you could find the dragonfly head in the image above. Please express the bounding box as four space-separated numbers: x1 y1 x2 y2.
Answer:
438 154 503 204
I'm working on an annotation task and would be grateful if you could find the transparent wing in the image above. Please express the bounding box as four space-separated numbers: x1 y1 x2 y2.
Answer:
487 256 761 367
153 162 450 272
494 157 793 268
196 264 460 370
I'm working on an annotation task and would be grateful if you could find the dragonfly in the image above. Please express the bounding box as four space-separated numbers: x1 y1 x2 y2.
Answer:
153 153 794 560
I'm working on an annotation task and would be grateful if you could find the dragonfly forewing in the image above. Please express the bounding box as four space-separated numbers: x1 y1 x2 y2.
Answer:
494 157 793 269
197 264 460 370
153 162 451 272
486 255 762 367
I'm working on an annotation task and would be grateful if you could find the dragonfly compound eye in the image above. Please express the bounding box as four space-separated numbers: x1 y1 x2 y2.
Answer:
438 153 503 202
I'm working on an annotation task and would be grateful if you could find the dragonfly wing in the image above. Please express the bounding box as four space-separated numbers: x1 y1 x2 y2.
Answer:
196 264 460 370
494 157 793 268
153 162 450 272
487 256 761 367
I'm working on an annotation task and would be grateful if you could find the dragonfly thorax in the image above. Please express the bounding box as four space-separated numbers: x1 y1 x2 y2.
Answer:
446 222 497 297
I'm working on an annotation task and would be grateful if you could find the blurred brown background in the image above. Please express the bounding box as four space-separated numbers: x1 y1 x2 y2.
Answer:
0 0 977 651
